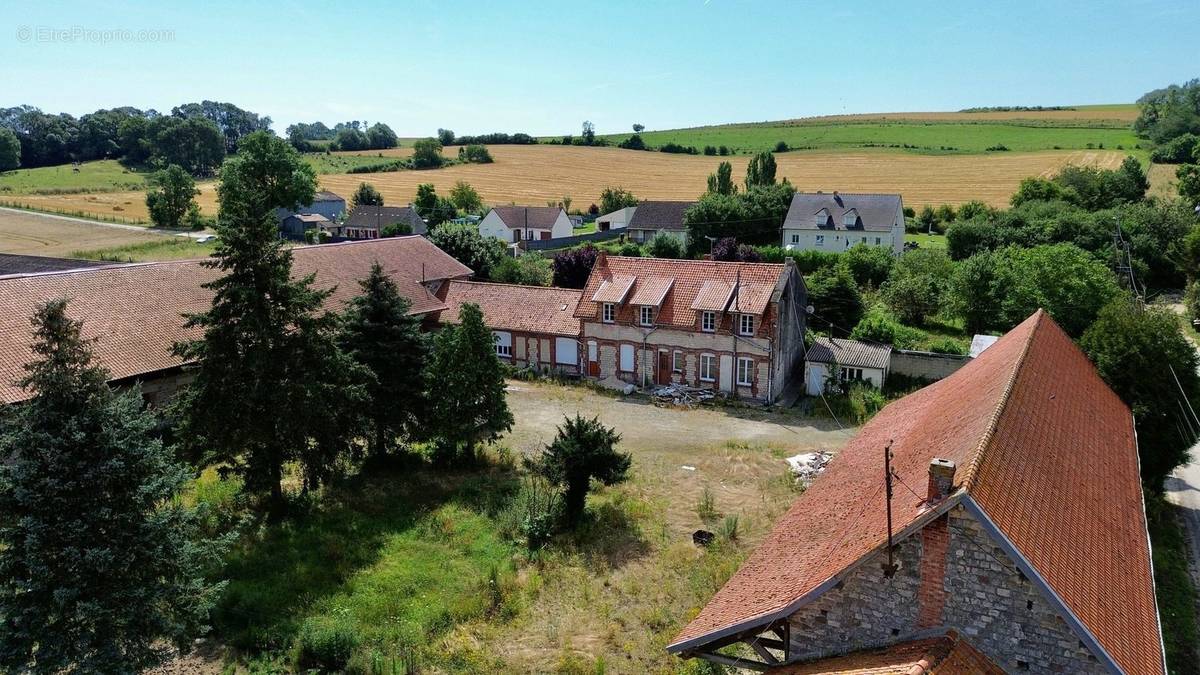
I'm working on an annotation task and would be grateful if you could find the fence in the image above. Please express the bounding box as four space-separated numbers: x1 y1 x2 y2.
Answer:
890 349 970 381
522 228 626 251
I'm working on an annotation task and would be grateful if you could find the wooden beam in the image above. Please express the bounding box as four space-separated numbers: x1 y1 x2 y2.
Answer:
749 639 781 665
693 650 770 672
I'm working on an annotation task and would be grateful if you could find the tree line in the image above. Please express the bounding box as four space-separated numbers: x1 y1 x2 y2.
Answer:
0 101 271 173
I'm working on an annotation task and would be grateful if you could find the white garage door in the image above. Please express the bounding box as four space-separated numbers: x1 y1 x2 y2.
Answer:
555 337 578 366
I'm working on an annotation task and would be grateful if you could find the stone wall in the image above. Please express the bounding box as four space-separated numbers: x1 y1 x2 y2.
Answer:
117 369 194 408
786 504 1108 673
890 350 969 381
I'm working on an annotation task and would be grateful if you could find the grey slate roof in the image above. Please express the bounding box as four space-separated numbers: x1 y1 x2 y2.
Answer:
344 205 427 235
805 337 892 369
627 201 696 232
0 253 111 277
783 192 902 232
490 206 564 230
313 191 345 203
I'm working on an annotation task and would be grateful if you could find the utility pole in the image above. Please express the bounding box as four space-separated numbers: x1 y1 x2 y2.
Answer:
882 440 898 579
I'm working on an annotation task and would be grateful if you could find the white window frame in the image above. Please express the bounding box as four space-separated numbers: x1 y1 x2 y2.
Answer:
619 343 635 372
493 331 512 358
791 233 799 244
738 313 755 336
737 357 754 386
875 237 881 245
639 305 654 326
840 366 864 381
844 213 857 226
699 354 716 382
701 311 716 333
815 235 825 247
602 302 615 323
672 350 684 372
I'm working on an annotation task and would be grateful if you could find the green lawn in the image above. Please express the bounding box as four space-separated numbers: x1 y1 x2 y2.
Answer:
0 159 147 194
906 232 948 249
601 122 1138 156
70 237 219 262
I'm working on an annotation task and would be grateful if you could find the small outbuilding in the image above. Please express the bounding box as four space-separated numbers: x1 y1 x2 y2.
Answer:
804 337 891 395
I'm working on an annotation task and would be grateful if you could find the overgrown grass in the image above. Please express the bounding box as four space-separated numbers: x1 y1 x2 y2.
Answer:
1146 494 1200 674
303 153 414 175
0 159 147 194
207 461 524 671
905 232 948 249
70 237 219 262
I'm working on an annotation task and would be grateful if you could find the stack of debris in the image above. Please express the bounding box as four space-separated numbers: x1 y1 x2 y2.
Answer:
785 451 832 486
651 383 716 407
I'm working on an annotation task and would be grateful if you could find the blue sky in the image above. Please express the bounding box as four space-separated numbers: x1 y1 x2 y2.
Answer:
2 0 1196 136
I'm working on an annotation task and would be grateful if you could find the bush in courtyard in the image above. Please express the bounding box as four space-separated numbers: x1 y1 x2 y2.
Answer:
293 617 358 671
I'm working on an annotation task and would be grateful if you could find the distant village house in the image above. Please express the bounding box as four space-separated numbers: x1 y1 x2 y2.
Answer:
337 204 428 240
623 200 695 246
804 337 891 395
479 206 573 243
782 192 905 255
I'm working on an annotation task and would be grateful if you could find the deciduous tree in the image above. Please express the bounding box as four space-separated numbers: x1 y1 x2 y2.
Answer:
215 130 316 224
352 182 384 207
599 186 638 214
428 222 506 278
552 244 599 288
450 180 482 213
146 163 201 229
1081 300 1200 489
706 160 736 196
0 300 223 674
0 126 19 171
744 151 777 189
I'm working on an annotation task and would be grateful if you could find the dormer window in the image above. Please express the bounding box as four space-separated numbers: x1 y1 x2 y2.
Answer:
814 208 831 227
602 303 615 323
739 314 755 336
639 306 654 326
843 210 859 227
701 311 716 332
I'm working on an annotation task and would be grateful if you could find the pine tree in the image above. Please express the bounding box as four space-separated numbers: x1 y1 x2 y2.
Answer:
174 143 367 513
528 415 630 527
0 300 223 674
340 262 429 455
425 303 513 461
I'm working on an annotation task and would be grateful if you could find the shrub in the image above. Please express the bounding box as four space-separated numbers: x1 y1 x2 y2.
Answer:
696 487 719 523
659 142 698 154
841 244 894 287
850 306 923 350
380 221 412 238
928 338 967 355
703 145 717 156
717 514 740 542
618 134 647 151
293 617 359 671
458 144 493 163
1151 133 1200 164
645 232 685 259
774 141 789 152
498 477 561 551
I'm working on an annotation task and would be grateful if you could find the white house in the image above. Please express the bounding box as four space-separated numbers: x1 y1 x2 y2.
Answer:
624 201 695 246
782 192 905 255
479 206 573 243
804 337 891 396
596 206 636 232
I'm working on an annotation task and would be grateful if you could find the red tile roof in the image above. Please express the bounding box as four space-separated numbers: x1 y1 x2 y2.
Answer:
0 237 471 404
670 311 1163 674
575 256 788 327
626 276 674 307
769 631 1002 674
591 275 635 303
436 280 582 337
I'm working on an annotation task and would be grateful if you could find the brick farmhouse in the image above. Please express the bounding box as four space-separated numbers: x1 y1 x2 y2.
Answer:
0 237 471 406
667 311 1165 673
436 280 583 375
574 253 807 403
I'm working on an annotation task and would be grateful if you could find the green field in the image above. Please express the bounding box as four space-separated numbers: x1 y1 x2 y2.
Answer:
0 159 146 195
70 237 219 262
603 122 1138 156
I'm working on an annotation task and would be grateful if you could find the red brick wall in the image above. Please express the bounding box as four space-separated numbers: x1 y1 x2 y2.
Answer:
916 514 949 628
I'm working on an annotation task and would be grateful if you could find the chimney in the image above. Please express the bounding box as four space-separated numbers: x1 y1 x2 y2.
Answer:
596 250 608 267
927 458 956 502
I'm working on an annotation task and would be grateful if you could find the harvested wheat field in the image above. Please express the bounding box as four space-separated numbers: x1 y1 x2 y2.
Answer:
0 208 165 256
8 184 220 224
320 145 1130 209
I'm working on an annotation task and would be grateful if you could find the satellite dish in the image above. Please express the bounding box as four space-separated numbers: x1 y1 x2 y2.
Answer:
806 305 815 315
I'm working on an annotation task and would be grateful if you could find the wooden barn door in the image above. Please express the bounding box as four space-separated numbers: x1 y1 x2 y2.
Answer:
657 350 671 384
